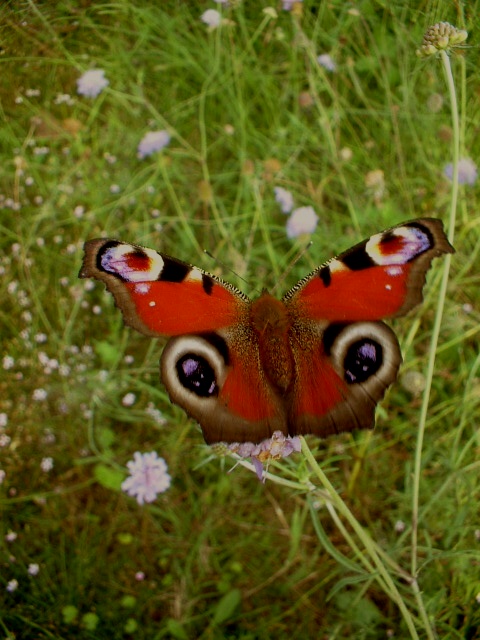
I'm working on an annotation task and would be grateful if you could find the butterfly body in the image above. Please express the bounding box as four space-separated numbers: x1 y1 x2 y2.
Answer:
80 219 453 444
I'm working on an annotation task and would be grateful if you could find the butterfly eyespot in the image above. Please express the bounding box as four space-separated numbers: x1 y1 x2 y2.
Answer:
160 334 229 418
344 339 382 384
325 321 401 393
176 354 218 397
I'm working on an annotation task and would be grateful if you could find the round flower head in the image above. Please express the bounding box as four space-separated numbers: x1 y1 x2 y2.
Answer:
77 69 109 98
416 22 468 57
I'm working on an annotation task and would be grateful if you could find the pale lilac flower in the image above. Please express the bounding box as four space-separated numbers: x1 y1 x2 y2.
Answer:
6 579 18 593
282 0 303 10
40 457 54 472
32 388 48 401
135 571 145 581
0 413 7 428
274 187 294 214
3 356 14 370
317 54 337 72
286 206 319 238
228 431 301 482
5 531 17 542
444 157 477 185
394 520 406 533
122 392 136 407
121 452 171 505
76 69 109 98
201 9 222 28
0 434 11 448
28 563 40 576
137 130 170 159
0 470 5 484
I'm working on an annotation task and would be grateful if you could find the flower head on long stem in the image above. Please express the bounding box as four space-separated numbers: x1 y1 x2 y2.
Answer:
416 22 468 58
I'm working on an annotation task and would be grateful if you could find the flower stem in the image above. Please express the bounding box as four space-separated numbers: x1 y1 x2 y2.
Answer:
410 49 459 581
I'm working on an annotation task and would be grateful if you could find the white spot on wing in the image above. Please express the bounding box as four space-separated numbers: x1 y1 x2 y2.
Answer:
149 301 156 307
328 259 347 273
135 283 151 294
186 267 204 282
385 266 403 277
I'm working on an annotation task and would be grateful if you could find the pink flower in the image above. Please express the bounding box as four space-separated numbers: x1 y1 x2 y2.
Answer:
76 69 109 98
228 431 301 482
121 452 171 505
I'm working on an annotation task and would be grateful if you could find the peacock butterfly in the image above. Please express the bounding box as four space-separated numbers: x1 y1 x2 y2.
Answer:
79 218 453 444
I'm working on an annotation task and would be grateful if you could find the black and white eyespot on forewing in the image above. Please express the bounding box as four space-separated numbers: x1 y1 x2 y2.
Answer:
98 242 164 282
160 333 230 410
325 322 401 390
365 223 433 266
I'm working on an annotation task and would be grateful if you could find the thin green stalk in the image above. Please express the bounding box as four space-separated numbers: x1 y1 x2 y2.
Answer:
411 50 459 581
301 438 426 640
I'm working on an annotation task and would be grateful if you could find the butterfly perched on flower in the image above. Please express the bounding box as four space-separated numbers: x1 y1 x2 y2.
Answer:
80 218 453 444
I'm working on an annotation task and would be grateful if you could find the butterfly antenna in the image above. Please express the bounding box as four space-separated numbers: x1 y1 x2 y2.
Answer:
271 241 313 296
204 249 257 292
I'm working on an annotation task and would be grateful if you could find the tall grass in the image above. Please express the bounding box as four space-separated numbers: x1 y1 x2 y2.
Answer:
1 2 479 638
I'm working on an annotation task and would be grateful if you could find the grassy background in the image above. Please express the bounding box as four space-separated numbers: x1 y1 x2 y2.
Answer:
1 1 479 638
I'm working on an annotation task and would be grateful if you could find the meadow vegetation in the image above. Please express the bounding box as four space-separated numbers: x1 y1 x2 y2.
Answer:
0 1 479 638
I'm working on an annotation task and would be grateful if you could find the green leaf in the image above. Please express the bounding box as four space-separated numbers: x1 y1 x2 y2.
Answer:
94 463 124 491
165 619 189 640
95 340 121 366
212 588 241 626
97 426 116 450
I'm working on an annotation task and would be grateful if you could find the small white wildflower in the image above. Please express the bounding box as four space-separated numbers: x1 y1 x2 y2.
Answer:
32 388 48 401
6 579 18 593
3 356 15 370
201 9 222 28
0 413 7 428
0 434 11 447
0 470 5 484
73 205 85 218
6 531 17 542
28 563 40 576
394 520 406 533
122 392 136 407
40 457 54 472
